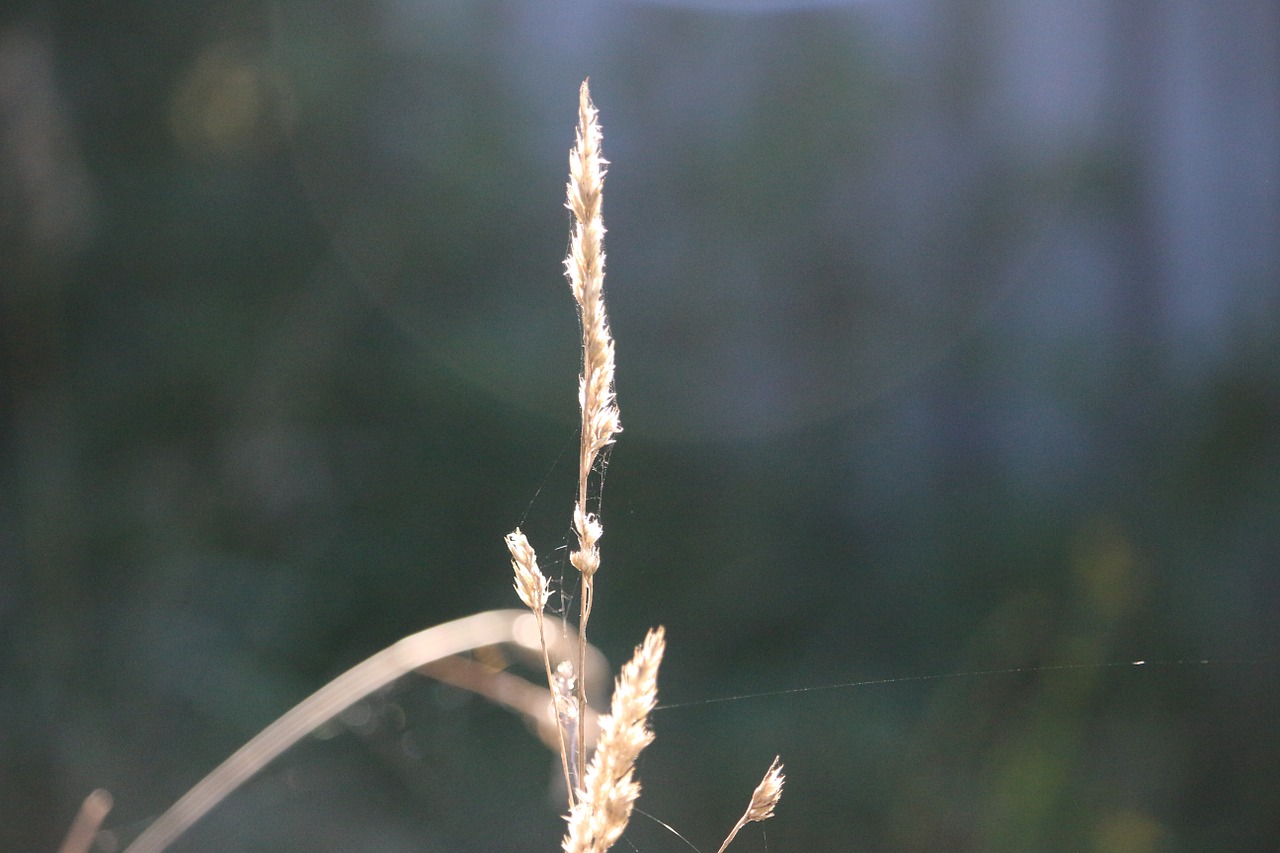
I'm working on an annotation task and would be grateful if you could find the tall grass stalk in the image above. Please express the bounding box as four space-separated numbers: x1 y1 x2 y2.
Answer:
83 79 783 853
510 79 784 853
565 78 621 794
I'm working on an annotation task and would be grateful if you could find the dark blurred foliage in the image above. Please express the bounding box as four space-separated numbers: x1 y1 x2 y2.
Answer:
2 1 1278 851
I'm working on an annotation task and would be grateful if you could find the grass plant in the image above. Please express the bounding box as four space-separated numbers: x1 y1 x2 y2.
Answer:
511 80 783 853
66 79 782 853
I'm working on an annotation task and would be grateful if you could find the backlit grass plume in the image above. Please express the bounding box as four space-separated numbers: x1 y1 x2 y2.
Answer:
510 79 783 853
507 78 627 808
716 757 786 853
562 627 665 853
565 79 621 791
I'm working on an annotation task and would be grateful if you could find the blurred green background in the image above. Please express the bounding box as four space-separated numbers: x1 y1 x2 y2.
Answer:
2 1 1277 851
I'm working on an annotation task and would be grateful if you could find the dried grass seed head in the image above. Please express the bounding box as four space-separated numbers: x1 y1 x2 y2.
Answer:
715 756 786 853
562 626 666 853
565 80 621 469
745 756 785 824
506 528 549 612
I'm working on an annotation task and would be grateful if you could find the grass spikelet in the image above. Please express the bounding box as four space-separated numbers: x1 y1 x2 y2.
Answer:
716 757 785 853
507 528 550 614
562 626 666 853
506 527 575 800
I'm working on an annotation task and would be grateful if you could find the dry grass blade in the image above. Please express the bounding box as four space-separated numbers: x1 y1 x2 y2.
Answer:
122 610 597 853
57 789 112 853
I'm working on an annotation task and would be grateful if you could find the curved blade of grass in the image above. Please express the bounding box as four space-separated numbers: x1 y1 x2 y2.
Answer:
124 609 597 853
58 789 112 853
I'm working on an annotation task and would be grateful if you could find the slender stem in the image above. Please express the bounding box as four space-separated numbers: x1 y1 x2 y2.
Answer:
576 449 591 787
536 608 577 806
716 819 748 853
577 560 592 788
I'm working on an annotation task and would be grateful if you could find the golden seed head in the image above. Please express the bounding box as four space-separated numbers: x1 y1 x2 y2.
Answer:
506 529 549 612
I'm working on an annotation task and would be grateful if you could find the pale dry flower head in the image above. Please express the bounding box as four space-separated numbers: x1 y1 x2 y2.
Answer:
570 505 604 578
506 526 576 799
745 756 785 823
565 78 620 508
506 528 549 613
562 626 665 853
715 756 786 853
